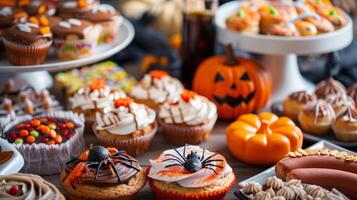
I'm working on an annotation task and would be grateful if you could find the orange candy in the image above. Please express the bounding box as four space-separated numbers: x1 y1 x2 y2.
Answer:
49 130 57 138
13 12 28 19
114 98 133 108
88 79 106 91
149 70 168 79
78 0 89 8
40 27 51 35
55 135 62 144
26 135 35 143
19 129 29 137
66 122 74 129
28 16 39 25
38 5 46 14
30 119 41 127
41 126 51 135
47 140 55 145
181 91 197 103
39 16 49 26
0 0 16 7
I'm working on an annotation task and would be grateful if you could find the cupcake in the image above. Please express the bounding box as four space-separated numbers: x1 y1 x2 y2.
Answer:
332 105 357 142
80 4 123 44
347 83 357 104
94 97 157 156
298 100 335 135
130 70 184 109
325 93 355 117
57 0 98 18
0 173 65 199
158 90 217 145
3 19 52 65
148 145 236 200
19 0 56 16
315 77 346 99
52 18 101 60
60 145 146 199
69 79 126 130
283 91 317 121
0 111 85 175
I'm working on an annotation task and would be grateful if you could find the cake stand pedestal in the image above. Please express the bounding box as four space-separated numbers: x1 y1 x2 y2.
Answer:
215 1 353 104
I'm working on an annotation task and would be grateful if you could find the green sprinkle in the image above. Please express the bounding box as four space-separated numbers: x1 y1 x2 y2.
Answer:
49 124 57 130
14 138 23 145
269 6 279 15
237 9 245 18
329 9 337 16
30 130 39 138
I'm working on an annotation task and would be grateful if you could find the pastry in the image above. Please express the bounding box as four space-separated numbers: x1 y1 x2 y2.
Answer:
19 0 56 16
332 105 357 142
283 91 317 121
298 100 335 135
80 4 123 43
275 148 357 199
226 112 303 165
0 173 65 199
3 18 52 65
347 83 357 104
325 93 355 116
52 18 101 60
314 77 346 99
158 90 218 145
259 5 294 34
226 3 260 34
60 145 146 199
57 0 98 18
94 97 157 156
130 70 184 109
0 111 85 175
148 145 236 200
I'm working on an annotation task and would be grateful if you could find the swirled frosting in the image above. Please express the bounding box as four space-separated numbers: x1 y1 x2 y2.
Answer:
305 184 326 198
95 98 156 135
285 179 303 189
243 182 262 195
69 80 126 112
130 70 184 105
0 173 63 200
288 91 317 104
264 176 284 191
159 91 217 126
148 145 233 188
289 185 306 200
255 191 272 200
315 77 346 99
276 186 295 200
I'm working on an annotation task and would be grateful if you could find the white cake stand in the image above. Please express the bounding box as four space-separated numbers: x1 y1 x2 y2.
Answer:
215 1 353 103
0 18 135 90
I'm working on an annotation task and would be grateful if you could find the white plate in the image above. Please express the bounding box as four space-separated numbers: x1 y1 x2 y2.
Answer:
0 18 135 73
0 138 24 175
239 140 355 185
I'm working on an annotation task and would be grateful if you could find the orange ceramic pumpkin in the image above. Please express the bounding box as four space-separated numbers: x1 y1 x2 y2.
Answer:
226 112 303 165
193 45 272 120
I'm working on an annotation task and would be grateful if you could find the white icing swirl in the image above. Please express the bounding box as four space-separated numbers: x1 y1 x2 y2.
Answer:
130 73 184 104
69 86 126 112
148 145 233 188
159 93 217 125
95 101 156 135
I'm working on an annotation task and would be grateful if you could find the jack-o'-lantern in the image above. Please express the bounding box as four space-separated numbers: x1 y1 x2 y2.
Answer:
193 45 272 120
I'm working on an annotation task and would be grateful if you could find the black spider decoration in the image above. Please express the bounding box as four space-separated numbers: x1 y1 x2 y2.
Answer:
64 145 140 183
162 145 224 174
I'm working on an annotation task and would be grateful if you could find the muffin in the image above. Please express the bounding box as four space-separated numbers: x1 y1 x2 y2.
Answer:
158 90 217 145
0 111 85 175
19 0 56 16
148 145 236 200
325 93 355 117
3 19 52 65
315 77 346 99
130 70 184 109
298 100 335 135
94 97 157 156
0 173 65 199
52 18 101 60
69 79 126 130
283 91 317 121
60 145 146 199
347 83 357 104
332 105 357 142
80 4 123 44
57 0 98 18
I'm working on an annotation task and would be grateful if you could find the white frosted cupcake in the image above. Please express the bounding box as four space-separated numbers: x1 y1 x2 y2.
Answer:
94 97 157 156
130 70 184 109
158 90 218 145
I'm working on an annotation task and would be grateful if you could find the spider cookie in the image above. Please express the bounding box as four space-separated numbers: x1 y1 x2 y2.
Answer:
147 145 236 200
60 145 146 200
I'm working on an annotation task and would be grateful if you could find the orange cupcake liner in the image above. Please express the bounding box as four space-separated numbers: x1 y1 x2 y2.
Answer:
146 167 236 200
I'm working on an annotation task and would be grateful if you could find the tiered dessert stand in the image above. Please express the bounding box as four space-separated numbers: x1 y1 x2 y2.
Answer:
0 19 135 90
215 1 353 104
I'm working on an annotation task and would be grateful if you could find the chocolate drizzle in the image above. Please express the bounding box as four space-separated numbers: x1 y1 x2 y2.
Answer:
337 105 357 122
302 100 335 122
288 91 317 104
315 77 346 99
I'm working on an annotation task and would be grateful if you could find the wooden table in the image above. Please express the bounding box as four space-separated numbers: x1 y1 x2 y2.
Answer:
43 121 268 200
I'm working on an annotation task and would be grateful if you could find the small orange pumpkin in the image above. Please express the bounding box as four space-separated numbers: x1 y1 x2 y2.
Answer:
193 45 272 120
226 112 303 165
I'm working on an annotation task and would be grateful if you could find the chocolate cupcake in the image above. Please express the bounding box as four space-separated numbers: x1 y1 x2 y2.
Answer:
57 0 98 18
52 18 101 60
283 91 317 121
315 77 346 99
3 21 52 65
80 4 122 44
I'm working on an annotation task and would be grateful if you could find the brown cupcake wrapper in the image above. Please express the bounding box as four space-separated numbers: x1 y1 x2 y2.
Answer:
158 115 218 145
93 122 158 156
3 38 52 65
0 111 85 175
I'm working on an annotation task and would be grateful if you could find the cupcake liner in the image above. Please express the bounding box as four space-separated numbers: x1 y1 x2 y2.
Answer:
53 25 101 60
97 16 123 44
158 115 218 145
3 38 52 65
146 167 236 200
93 122 158 156
0 111 85 175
